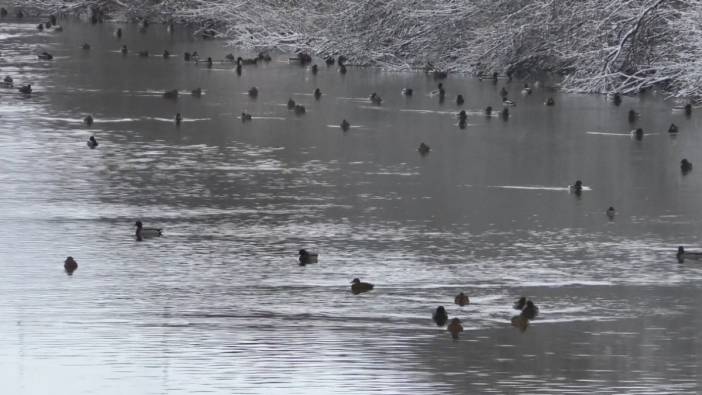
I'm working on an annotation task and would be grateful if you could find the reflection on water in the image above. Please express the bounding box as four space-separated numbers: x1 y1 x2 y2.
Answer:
1 18 702 394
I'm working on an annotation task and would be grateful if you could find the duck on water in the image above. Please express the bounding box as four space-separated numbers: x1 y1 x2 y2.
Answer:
135 220 162 241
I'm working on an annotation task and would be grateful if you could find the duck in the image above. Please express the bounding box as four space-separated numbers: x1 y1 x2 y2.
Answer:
628 109 639 123
325 56 335 66
121 45 128 55
314 88 322 100
64 256 78 275
569 180 583 194
447 318 464 339
402 88 413 96
520 300 539 320
1 75 13 87
454 292 470 306
672 103 693 116
340 119 350 131
163 89 178 100
501 108 509 120
16 10 23 18
37 23 44 31
298 249 318 265
82 43 90 50
206 57 213 68
86 136 98 149
337 55 348 65
287 98 296 109
191 88 202 97
38 52 53 60
458 119 467 129
350 278 374 294
513 296 527 310
668 123 679 134
339 64 347 74
456 94 464 105
294 104 306 115
545 97 555 106
685 103 692 116
175 112 182 125
677 246 702 263
293 52 312 64
248 86 258 98
433 306 449 326
191 51 199 61
369 93 382 105
521 84 532 95
311 64 318 74
18 84 31 94
236 63 242 75
499 87 508 98
632 127 643 140
681 158 693 174
606 206 615 219
485 106 493 116
458 110 467 123
502 97 516 106
236 56 257 65
0 8 7 17
241 112 252 122
115 28 122 38
162 50 170 59
612 92 622 106
511 315 529 332
418 142 430 155
138 50 149 57
50 15 57 25
257 51 272 62
135 220 162 241
184 52 192 61
225 53 235 62
83 115 93 126
437 83 446 101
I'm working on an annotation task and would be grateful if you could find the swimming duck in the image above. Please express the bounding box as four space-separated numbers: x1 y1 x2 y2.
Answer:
64 256 78 275
606 206 615 219
115 28 122 38
513 296 527 310
191 51 199 61
257 51 272 62
454 292 470 306
18 84 31 94
2 75 13 87
433 306 449 326
339 64 347 74
340 119 350 131
241 112 252 122
38 52 53 60
418 142 430 155
612 92 622 106
37 23 44 31
45 22 52 29
350 278 374 294
676 246 702 263
121 45 127 55
294 52 312 64
511 315 529 332
545 97 555 106
569 180 583 194
458 110 467 123
685 103 692 116
458 119 467 130
456 94 464 105
681 159 693 174
325 56 335 66
294 104 306 115
163 89 178 99
138 50 149 57
437 83 445 101
225 53 235 62
184 52 191 61
338 55 348 65
84 115 93 126
287 98 296 109
175 112 182 125
236 56 257 65
248 86 258 98
206 57 213 68
135 220 162 241
632 127 643 140
236 63 242 75
82 43 90 50
314 88 322 100
298 249 318 265
502 97 515 106
520 300 539 320
485 106 492 116
163 50 170 59
402 88 413 96
191 88 202 97
138 19 149 33
447 318 463 339
311 64 318 74
668 123 679 134
369 93 382 105
628 109 639 123
521 84 532 95
501 108 509 120
500 87 508 98
87 136 98 149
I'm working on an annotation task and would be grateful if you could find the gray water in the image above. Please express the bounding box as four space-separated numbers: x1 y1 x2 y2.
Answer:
1 17 702 394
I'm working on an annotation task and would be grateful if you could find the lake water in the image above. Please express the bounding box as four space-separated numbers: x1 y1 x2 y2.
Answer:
1 17 702 394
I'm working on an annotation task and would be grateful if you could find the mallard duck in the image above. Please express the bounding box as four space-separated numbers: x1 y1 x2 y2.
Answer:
64 256 78 274
418 142 430 155
501 108 509 120
340 119 350 131
521 84 532 95
38 52 53 60
369 93 382 105
454 292 470 306
206 57 213 68
1 75 13 87
325 56 335 66
447 318 463 339
485 106 493 116
339 64 347 74
458 110 467 123
502 97 515 106
612 92 622 106
236 56 257 65
681 159 693 174
569 180 583 194
298 249 318 265
677 246 702 263
248 86 258 98
121 45 127 55
37 23 44 31
520 300 539 320
545 97 555 106
511 315 528 332
87 136 98 149
287 98 296 109
135 220 162 241
138 50 149 57
513 296 527 310
175 113 182 125
115 28 122 38
294 104 306 115
606 206 615 219
163 50 170 59
18 84 31 94
257 51 272 62
668 123 679 134
456 94 464 105
293 52 312 64
184 52 192 61
632 128 643 140
433 306 448 326
82 43 90 50
314 88 322 100
84 115 93 126
241 112 252 122
191 88 202 97
350 278 374 294
163 89 178 100
311 64 318 74
499 87 508 98
225 53 235 62
402 88 413 96
628 109 639 123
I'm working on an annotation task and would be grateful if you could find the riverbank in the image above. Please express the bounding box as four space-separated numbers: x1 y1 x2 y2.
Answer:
7 0 701 99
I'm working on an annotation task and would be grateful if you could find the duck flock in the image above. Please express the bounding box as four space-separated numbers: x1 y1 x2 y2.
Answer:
4 8 699 340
